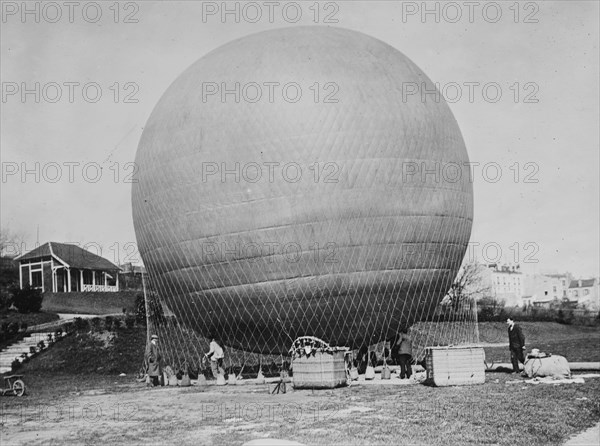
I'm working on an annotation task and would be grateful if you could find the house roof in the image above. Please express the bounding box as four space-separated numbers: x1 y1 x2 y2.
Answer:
16 242 120 271
569 279 597 289
543 273 569 279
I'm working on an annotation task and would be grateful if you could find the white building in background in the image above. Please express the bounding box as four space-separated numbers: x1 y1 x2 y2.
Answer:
481 263 524 307
569 278 600 311
523 273 572 308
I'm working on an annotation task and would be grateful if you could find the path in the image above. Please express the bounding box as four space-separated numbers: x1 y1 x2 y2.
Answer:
564 422 600 446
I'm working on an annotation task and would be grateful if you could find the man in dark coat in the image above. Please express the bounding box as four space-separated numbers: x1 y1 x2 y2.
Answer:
147 334 162 386
507 318 526 373
356 345 369 375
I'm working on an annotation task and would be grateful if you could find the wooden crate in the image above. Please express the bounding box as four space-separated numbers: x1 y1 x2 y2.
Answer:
425 346 485 387
292 351 347 389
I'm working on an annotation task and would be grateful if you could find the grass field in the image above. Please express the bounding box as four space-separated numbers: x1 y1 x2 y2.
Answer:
1 322 599 445
13 327 147 375
481 321 600 363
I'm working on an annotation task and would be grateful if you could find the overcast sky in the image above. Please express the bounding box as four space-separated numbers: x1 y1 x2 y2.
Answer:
1 1 598 277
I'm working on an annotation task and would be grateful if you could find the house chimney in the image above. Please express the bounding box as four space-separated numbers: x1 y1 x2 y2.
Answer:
578 279 582 287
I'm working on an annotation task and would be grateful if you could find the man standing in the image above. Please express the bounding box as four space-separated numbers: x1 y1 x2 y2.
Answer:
394 330 412 379
507 318 526 373
206 335 224 379
147 334 162 386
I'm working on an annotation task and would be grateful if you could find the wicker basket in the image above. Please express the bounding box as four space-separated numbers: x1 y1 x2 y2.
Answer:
425 346 485 387
292 351 347 389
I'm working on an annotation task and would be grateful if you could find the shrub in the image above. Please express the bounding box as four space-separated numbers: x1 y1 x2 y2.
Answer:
135 292 165 326
0 322 8 342
63 321 75 333
90 317 103 332
29 346 36 354
37 340 45 350
112 318 121 330
73 317 89 331
105 316 114 331
556 309 574 325
11 358 21 371
7 322 19 337
0 289 12 312
479 306 496 322
135 294 146 324
0 322 22 343
125 316 135 329
11 283 43 313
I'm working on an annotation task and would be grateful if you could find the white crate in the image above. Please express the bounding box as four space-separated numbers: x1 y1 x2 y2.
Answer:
425 346 485 387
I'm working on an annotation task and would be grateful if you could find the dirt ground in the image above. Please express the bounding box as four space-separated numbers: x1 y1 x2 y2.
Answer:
2 372 600 446
2 378 340 445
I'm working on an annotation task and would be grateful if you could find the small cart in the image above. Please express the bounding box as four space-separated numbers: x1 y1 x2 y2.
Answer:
1 374 26 397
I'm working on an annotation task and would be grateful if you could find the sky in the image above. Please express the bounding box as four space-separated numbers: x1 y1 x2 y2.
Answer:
1 1 599 277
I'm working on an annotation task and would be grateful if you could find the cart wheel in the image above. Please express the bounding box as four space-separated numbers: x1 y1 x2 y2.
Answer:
12 379 26 397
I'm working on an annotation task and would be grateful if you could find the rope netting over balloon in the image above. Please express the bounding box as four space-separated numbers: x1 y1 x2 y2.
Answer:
136 178 479 375
130 26 478 377
133 137 479 374
141 261 479 375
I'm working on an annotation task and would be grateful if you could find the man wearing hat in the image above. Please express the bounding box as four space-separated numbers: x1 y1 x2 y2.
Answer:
147 334 163 386
506 318 526 374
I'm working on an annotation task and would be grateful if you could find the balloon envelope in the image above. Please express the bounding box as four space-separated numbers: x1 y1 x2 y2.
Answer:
132 27 473 354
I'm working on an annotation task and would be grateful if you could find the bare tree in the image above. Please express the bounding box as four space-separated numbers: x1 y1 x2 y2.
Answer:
444 261 492 313
0 227 26 258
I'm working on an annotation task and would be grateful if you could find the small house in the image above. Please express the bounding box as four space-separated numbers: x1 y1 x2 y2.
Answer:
16 242 121 293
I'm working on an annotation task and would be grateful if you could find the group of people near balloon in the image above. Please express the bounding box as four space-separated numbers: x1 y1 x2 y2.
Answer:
144 319 528 386
145 334 225 386
352 331 414 379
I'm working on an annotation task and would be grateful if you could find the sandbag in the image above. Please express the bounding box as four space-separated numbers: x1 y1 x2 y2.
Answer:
196 374 207 386
365 366 375 380
524 355 571 379
381 366 391 380
180 373 191 387
349 367 359 381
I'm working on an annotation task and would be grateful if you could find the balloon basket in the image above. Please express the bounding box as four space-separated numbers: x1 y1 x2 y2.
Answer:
292 351 348 389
